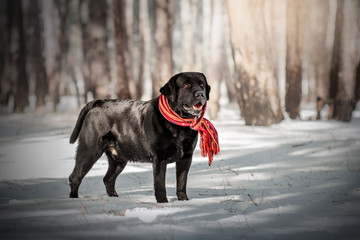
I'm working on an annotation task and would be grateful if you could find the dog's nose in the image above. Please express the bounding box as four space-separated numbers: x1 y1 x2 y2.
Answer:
195 91 205 99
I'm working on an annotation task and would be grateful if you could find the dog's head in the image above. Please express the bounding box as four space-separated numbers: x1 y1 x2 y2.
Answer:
160 72 211 118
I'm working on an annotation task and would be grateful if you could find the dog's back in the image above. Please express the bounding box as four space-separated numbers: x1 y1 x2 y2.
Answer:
70 99 158 160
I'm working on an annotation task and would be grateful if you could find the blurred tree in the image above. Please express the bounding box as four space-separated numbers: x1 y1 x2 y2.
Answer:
140 0 152 97
42 0 58 109
180 0 197 72
222 2 236 105
285 0 304 119
81 0 112 100
77 0 88 101
130 0 145 99
356 61 360 106
7 0 29 112
303 0 332 120
152 0 173 97
114 0 133 100
227 0 283 126
50 0 71 111
329 0 360 121
0 5 5 86
28 0 48 107
204 0 226 120
0 1 10 107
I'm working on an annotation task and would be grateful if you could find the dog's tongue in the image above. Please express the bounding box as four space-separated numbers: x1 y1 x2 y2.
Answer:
192 103 203 111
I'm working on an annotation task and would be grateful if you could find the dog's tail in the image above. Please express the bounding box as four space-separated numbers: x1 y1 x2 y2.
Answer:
69 101 97 144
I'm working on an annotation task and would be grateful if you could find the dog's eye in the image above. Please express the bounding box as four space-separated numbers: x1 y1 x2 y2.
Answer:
199 83 204 88
184 83 191 88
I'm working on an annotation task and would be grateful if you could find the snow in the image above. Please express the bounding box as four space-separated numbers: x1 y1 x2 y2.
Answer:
1 103 360 239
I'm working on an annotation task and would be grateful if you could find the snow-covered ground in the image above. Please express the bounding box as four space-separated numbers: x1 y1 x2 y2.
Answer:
0 103 360 240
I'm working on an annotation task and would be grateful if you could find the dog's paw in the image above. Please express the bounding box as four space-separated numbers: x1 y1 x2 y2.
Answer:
156 196 169 203
108 192 119 197
69 192 78 198
177 192 189 201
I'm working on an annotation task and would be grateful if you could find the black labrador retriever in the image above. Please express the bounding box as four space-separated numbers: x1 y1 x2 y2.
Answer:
69 72 211 203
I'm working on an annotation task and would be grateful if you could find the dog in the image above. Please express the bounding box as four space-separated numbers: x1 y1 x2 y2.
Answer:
68 72 212 203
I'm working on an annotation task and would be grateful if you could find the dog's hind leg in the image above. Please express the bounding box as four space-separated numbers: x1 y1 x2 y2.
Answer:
103 156 127 197
69 142 103 198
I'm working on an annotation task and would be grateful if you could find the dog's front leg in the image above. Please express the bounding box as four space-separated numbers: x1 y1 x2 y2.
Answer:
153 160 168 203
176 156 192 201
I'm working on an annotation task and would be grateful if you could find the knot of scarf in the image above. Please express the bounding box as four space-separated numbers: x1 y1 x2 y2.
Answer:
158 94 220 166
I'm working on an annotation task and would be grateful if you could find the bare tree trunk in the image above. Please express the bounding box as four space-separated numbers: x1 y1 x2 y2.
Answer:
314 1 331 120
355 61 360 106
329 0 360 121
207 0 224 119
8 0 29 112
302 0 334 120
285 0 304 119
30 0 48 107
81 0 112 100
130 0 144 99
227 0 283 126
180 0 197 71
50 0 71 111
114 0 133 100
328 0 343 120
202 0 211 73
202 0 232 118
270 0 286 108
0 1 11 107
152 0 173 97
77 0 89 102
223 7 237 105
42 0 59 110
0 3 6 91
140 0 152 98
125 0 138 99
222 8 237 105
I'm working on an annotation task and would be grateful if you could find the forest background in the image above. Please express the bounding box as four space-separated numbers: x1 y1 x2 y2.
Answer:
0 0 359 125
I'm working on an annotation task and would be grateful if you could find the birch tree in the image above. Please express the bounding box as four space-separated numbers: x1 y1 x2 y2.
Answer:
152 0 173 96
227 0 283 126
329 0 360 121
285 0 304 119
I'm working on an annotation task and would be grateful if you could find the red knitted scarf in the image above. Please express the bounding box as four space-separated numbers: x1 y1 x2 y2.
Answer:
158 94 220 166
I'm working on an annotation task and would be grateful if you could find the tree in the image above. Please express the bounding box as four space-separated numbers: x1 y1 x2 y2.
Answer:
152 0 173 97
81 0 112 100
7 0 28 112
304 0 332 120
356 61 360 106
114 0 133 100
227 0 283 126
130 0 145 99
285 0 304 119
0 1 10 107
329 0 360 121
204 0 226 120
48 0 71 111
180 0 197 72
28 0 48 107
139 0 152 98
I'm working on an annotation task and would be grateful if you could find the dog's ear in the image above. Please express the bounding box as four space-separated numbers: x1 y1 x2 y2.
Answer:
160 74 179 102
201 73 211 100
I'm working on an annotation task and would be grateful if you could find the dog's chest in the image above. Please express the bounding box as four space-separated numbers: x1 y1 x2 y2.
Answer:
156 128 198 162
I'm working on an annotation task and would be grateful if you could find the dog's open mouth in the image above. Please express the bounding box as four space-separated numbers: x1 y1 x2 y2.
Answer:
183 103 203 112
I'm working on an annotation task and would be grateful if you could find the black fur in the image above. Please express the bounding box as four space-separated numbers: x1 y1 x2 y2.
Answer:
69 72 210 203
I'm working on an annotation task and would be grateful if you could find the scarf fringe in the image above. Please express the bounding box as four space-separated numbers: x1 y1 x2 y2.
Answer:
159 95 220 166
